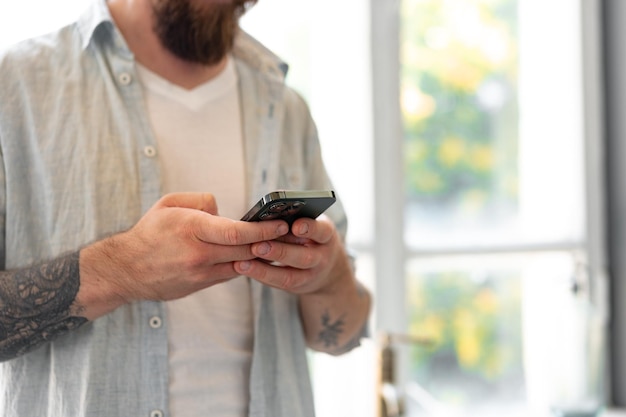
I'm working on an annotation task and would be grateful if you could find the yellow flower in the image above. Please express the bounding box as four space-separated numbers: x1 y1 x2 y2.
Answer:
456 333 480 367
469 144 493 171
412 171 443 192
439 53 485 91
474 288 499 314
453 310 481 367
438 136 466 167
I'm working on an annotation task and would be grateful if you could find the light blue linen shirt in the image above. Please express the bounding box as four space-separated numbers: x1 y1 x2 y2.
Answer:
0 1 353 416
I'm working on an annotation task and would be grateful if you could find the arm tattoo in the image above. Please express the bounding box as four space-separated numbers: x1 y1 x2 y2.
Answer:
0 251 88 361
317 310 346 348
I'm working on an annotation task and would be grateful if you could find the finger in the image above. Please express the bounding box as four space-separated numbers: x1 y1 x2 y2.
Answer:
291 216 334 244
250 240 320 270
158 192 219 215
204 262 242 282
192 216 290 246
234 259 308 292
192 242 260 265
274 234 314 246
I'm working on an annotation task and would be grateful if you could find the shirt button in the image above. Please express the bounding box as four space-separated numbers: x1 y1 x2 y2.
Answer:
150 410 164 417
118 72 132 85
149 316 162 329
143 146 157 158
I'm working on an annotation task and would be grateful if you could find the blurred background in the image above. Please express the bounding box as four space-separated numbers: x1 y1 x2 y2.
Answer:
2 0 625 416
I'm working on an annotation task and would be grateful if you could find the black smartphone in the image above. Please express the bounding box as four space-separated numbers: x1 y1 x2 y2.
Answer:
241 190 336 224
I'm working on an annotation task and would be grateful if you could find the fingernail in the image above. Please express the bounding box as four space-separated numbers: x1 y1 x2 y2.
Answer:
277 223 289 235
256 242 271 256
298 223 309 235
239 261 251 271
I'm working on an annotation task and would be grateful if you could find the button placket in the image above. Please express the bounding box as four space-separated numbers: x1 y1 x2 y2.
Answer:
143 146 157 158
118 72 132 86
149 316 162 329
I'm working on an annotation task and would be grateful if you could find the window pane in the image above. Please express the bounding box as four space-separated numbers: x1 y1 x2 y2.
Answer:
406 254 525 414
405 251 601 415
401 0 585 249
401 2 596 412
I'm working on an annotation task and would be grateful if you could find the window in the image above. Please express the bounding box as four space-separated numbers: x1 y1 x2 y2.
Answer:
393 0 607 415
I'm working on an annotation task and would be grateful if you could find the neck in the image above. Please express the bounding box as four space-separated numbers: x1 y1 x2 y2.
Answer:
107 0 228 90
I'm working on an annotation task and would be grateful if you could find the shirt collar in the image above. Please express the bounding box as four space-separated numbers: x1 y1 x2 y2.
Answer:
76 0 117 51
233 30 289 82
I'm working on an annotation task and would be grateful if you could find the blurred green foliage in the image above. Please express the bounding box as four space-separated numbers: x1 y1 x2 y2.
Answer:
408 270 523 400
401 0 519 213
401 0 524 404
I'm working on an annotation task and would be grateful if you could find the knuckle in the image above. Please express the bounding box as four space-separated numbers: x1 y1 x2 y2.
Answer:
301 250 317 268
279 272 298 290
274 244 289 262
223 227 241 245
183 250 206 270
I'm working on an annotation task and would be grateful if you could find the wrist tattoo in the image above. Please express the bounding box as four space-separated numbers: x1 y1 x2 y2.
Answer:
318 310 346 348
0 251 88 361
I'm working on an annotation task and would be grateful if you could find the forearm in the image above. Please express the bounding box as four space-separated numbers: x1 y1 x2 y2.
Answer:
0 251 88 361
0 237 132 361
298 272 371 355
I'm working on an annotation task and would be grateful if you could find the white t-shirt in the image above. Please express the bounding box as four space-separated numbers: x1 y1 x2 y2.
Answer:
137 56 252 417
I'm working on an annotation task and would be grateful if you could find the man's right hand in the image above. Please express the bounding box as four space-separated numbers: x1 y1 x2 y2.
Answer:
78 192 289 320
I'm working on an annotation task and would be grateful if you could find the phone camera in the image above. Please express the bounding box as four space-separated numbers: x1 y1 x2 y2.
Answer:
259 200 306 219
281 201 305 217
268 202 288 212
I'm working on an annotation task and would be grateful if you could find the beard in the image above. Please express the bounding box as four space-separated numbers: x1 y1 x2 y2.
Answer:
151 0 257 65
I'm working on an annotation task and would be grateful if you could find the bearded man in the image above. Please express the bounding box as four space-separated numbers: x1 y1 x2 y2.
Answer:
0 1 372 416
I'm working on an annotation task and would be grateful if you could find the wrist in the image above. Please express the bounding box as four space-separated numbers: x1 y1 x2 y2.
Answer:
315 252 356 295
77 235 135 319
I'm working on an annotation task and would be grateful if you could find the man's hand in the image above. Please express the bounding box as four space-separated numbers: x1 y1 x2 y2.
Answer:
79 193 289 319
233 215 371 355
233 215 350 295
